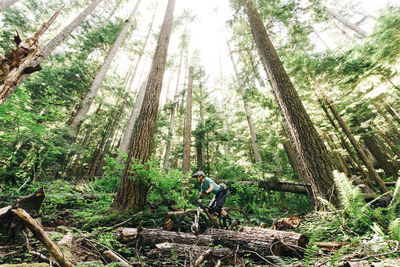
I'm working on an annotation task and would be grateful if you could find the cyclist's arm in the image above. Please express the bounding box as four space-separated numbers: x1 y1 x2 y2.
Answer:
205 183 214 194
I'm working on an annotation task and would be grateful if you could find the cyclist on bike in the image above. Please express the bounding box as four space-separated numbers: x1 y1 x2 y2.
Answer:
193 171 230 222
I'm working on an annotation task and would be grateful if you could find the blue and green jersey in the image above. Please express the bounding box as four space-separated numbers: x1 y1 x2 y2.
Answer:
201 177 220 195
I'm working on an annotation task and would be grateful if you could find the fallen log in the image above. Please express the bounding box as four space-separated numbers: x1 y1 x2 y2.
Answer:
204 228 284 256
117 227 285 257
11 208 74 267
240 226 308 257
115 227 213 246
219 179 396 195
147 242 237 265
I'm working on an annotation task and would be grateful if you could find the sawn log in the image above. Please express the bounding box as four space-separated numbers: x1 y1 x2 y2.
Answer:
116 227 285 257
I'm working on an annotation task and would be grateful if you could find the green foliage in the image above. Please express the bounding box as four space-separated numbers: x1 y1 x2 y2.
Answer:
389 218 400 242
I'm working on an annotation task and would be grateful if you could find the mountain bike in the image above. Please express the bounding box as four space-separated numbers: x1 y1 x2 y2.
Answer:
190 197 238 234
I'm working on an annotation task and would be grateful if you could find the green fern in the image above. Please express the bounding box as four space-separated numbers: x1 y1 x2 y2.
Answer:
303 229 323 267
388 178 400 218
389 218 400 242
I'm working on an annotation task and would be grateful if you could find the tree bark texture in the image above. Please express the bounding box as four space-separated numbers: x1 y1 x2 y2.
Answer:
114 0 175 211
69 0 141 133
182 66 194 174
0 0 21 12
227 40 262 164
325 7 367 37
243 0 338 209
323 96 388 193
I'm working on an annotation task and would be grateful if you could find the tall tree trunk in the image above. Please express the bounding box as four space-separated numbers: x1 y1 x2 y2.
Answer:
163 32 186 170
0 0 21 12
243 0 339 209
323 96 388 193
386 104 400 125
279 128 302 179
325 7 367 37
361 132 398 178
320 101 368 179
69 0 142 133
182 66 194 175
113 0 175 212
117 80 147 160
227 40 262 164
324 131 350 177
71 103 102 176
41 0 104 58
125 8 157 93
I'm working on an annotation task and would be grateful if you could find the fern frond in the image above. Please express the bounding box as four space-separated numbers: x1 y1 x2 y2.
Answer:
389 178 400 213
389 218 400 242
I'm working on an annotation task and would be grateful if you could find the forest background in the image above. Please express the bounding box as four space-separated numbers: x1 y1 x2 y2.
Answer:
1 0 400 265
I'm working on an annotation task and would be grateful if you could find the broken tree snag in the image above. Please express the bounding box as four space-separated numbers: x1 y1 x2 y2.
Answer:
0 6 63 106
15 187 45 215
204 228 284 256
241 226 308 257
147 242 237 265
115 227 213 246
11 208 74 267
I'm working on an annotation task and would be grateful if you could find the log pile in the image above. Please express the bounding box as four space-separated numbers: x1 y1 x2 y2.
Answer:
116 226 308 263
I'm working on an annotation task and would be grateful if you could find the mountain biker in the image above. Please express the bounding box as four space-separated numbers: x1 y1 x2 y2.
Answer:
193 171 231 223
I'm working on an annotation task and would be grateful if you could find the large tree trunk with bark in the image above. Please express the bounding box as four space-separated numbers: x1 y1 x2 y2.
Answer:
182 66 194 174
323 96 388 193
243 0 338 209
113 0 175 212
227 40 262 164
69 0 142 133
0 0 21 12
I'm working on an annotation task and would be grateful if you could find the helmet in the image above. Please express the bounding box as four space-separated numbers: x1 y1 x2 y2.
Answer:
193 171 205 178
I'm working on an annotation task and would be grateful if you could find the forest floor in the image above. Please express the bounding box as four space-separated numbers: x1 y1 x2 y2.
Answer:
1 180 400 266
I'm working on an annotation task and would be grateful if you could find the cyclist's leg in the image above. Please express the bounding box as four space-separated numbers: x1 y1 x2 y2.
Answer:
215 189 228 216
208 196 216 215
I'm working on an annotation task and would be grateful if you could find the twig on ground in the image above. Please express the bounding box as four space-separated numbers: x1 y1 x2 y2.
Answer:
242 250 279 266
30 251 58 267
83 238 108 264
106 211 143 230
